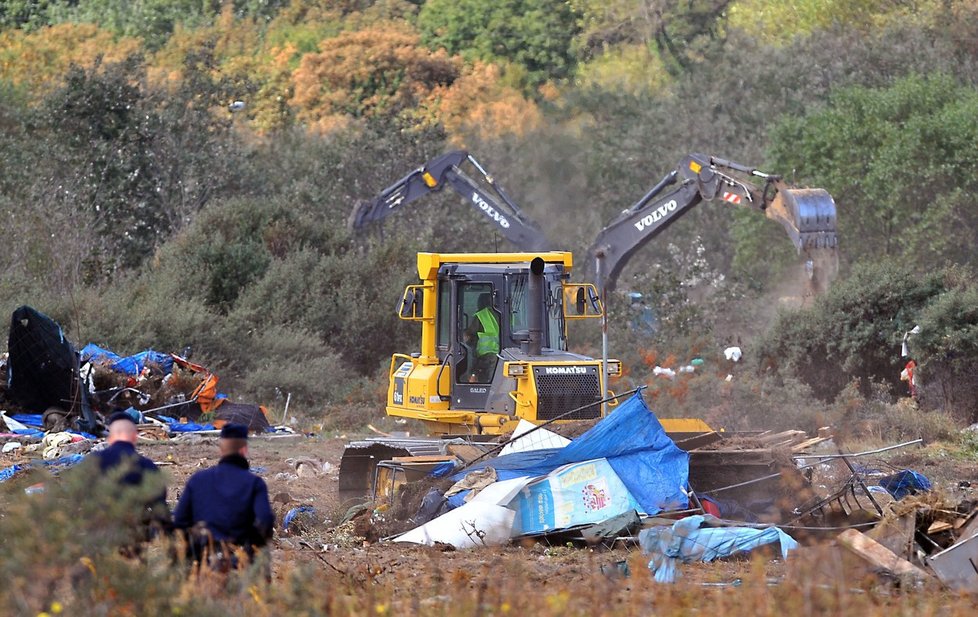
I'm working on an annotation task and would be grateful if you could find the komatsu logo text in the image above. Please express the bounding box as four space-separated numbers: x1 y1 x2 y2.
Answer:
544 366 587 375
634 200 678 231
472 192 511 228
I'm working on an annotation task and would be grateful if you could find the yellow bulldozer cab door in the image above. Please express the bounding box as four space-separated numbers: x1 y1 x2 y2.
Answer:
452 282 499 410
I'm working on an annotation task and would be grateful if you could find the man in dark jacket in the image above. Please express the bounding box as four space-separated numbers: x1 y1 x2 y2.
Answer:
89 411 171 542
173 424 274 569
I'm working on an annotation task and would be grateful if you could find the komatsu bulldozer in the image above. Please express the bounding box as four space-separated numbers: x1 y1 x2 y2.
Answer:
338 251 709 498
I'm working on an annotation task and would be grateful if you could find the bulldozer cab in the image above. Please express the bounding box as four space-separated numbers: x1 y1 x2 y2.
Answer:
435 263 568 409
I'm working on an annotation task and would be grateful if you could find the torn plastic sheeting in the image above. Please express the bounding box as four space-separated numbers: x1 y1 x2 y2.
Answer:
878 469 931 500
499 419 570 456
639 515 799 583
394 503 516 548
283 506 316 531
157 415 215 432
0 453 85 483
452 393 689 515
10 414 43 428
511 458 642 535
82 344 174 376
395 477 532 549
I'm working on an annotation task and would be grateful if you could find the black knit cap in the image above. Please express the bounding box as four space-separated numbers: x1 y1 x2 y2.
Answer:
106 411 137 425
220 423 248 439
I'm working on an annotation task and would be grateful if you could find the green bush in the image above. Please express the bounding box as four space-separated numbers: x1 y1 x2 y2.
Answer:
757 260 947 402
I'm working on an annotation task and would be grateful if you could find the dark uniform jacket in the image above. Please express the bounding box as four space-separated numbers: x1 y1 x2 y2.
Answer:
90 440 171 529
173 453 274 547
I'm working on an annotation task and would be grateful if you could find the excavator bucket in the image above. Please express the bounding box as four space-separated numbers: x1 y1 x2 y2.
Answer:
765 186 839 294
766 187 838 252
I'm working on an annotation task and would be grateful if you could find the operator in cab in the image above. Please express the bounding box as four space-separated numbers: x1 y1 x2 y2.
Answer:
464 292 500 383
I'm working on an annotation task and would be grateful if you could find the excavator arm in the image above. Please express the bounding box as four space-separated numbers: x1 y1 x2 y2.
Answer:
589 153 838 292
351 150 549 251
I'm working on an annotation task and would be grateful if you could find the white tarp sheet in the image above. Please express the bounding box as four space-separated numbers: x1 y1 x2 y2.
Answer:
394 477 533 549
499 419 570 456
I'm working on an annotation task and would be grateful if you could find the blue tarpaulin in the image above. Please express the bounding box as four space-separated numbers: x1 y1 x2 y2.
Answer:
639 514 800 583
879 469 932 500
0 453 86 483
81 344 174 376
11 414 43 427
451 393 689 515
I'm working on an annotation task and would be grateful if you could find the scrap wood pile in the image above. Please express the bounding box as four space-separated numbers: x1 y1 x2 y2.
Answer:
330 393 977 591
0 305 279 485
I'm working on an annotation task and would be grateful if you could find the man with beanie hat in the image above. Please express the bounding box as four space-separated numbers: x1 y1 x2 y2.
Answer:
173 423 274 569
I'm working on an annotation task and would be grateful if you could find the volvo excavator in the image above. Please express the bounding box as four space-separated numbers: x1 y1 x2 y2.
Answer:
350 150 548 251
340 152 839 500
588 153 838 295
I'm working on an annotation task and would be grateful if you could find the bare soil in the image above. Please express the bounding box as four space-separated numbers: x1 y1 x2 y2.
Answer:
12 430 975 592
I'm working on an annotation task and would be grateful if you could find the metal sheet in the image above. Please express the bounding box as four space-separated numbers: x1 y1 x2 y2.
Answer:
928 532 978 591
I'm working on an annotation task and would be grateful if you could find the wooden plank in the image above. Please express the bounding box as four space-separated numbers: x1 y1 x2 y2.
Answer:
446 443 486 464
956 511 978 540
928 521 954 535
673 432 722 451
791 437 831 453
866 513 915 559
758 430 805 445
837 528 932 586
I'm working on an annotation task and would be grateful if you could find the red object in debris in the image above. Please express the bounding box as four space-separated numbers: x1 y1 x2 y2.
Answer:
700 497 721 517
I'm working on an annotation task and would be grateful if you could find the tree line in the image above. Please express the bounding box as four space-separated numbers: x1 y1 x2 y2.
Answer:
0 0 977 417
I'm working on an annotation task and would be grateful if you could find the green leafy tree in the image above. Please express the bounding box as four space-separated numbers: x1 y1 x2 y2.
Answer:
768 74 978 270
417 0 581 89
29 52 246 272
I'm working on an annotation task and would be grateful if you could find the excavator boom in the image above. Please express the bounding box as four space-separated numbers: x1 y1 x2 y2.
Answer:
589 153 838 292
351 151 549 251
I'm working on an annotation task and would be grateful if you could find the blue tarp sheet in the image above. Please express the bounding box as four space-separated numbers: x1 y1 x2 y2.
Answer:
11 414 43 427
157 415 214 432
879 469 932 500
81 344 174 376
0 453 86 483
451 393 689 515
639 514 800 583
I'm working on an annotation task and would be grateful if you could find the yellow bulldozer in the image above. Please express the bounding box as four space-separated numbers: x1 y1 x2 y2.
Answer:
338 251 711 499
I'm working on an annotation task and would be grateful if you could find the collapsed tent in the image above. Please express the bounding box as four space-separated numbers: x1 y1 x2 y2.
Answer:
6 306 99 434
7 306 78 413
452 392 689 515
213 402 270 432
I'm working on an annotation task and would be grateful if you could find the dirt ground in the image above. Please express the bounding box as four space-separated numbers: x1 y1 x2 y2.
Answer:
4 429 975 596
127 431 978 589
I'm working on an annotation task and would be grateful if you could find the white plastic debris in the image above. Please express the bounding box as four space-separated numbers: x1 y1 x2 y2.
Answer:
2 441 22 453
499 419 570 456
653 366 676 378
724 347 743 362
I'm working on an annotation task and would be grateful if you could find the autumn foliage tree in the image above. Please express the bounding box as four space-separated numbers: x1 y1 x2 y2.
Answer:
291 27 460 131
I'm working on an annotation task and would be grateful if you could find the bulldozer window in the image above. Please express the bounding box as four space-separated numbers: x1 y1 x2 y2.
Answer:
436 282 451 351
508 276 528 333
548 285 565 350
458 283 499 384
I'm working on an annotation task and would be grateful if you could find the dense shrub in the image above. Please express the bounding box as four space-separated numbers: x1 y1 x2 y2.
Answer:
757 260 947 402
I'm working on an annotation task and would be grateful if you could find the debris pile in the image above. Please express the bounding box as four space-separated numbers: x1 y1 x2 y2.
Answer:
348 391 978 592
0 305 283 485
